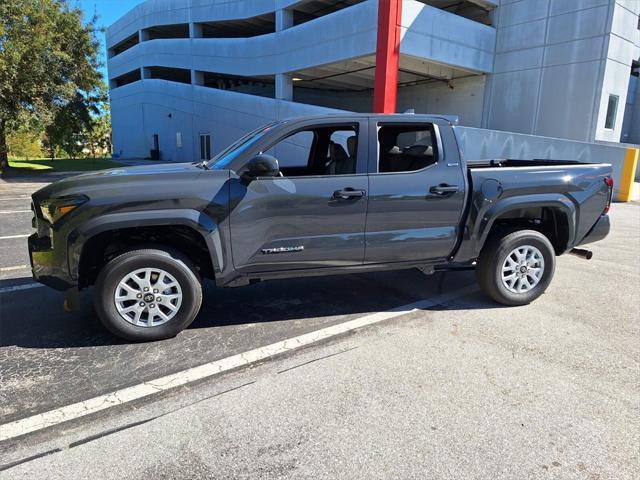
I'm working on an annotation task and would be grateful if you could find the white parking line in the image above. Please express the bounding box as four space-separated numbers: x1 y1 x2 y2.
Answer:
0 283 43 294
0 235 29 240
0 265 30 272
0 210 31 214
0 197 31 201
0 285 477 442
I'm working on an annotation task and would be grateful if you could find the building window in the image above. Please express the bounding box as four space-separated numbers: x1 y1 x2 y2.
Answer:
200 134 211 161
604 95 619 130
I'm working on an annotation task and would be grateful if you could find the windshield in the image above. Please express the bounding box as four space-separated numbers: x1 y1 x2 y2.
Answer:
206 122 279 170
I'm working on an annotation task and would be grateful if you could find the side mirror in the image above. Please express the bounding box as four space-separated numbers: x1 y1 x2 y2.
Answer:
241 154 280 181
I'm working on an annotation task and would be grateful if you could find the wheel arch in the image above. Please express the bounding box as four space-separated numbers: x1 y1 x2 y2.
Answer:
69 209 225 288
455 194 577 261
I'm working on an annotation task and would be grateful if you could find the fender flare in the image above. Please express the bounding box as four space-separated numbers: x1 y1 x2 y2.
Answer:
67 209 225 281
454 194 577 262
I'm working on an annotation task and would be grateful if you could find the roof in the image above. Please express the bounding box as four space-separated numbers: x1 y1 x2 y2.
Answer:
280 113 460 125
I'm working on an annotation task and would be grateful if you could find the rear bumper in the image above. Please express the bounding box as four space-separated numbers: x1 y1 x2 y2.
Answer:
577 214 610 246
28 233 75 291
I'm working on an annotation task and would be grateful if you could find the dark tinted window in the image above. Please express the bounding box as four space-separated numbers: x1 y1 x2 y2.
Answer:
377 124 437 173
263 125 358 177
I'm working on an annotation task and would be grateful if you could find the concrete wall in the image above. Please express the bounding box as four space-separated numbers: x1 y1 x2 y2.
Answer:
292 75 486 128
108 1 495 82
400 1 496 74
108 1 378 80
484 0 639 143
396 76 486 127
594 1 640 142
456 125 632 200
110 80 347 162
620 74 639 144
293 89 373 113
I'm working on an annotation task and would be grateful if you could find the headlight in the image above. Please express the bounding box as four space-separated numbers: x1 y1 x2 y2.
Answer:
39 195 88 224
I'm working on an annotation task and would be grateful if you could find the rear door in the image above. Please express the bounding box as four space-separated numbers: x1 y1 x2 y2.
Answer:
364 118 466 264
229 118 369 273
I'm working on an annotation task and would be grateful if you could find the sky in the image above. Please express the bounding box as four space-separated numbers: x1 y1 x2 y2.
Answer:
79 0 147 81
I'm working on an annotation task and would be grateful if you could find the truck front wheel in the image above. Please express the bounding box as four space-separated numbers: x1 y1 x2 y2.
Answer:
94 247 203 341
476 230 556 306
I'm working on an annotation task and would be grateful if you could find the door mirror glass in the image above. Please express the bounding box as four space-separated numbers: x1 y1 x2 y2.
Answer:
241 154 280 180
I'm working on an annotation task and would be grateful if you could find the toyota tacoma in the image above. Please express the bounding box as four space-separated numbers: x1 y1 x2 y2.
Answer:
29 114 613 341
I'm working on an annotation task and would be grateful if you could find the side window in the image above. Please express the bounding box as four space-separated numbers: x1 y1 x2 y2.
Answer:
263 124 359 177
267 130 315 169
377 124 437 173
326 128 357 175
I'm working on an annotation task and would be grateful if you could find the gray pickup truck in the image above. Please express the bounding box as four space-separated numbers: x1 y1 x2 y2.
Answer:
29 114 613 341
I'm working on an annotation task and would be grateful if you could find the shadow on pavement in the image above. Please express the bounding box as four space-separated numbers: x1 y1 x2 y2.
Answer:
0 269 496 350
0 172 74 184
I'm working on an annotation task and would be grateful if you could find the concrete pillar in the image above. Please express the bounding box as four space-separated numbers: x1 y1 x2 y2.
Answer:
141 67 151 79
373 0 402 113
276 74 293 101
192 70 204 86
276 8 293 31
189 22 203 38
139 29 149 42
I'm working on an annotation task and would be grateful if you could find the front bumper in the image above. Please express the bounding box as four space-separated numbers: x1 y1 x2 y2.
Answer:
578 214 610 246
28 233 75 291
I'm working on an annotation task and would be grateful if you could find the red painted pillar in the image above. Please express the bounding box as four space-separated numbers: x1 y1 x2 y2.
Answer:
373 0 402 113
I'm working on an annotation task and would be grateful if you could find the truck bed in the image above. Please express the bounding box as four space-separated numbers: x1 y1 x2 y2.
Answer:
452 159 613 263
467 159 584 168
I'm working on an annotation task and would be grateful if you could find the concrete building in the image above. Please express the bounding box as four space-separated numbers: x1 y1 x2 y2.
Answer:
106 0 640 163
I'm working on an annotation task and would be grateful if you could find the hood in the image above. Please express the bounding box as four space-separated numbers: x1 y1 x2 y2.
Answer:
33 163 222 202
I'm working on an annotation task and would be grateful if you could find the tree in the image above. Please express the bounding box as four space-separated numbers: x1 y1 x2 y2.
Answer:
7 123 44 159
45 91 93 159
85 109 112 158
0 0 103 173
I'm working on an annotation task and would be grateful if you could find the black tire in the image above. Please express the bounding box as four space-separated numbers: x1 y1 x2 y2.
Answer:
94 247 203 341
476 229 556 306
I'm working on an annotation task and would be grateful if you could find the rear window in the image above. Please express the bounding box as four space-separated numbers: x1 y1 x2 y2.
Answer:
377 124 437 173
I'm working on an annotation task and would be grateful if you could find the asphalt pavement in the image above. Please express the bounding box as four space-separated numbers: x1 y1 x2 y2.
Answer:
0 176 638 479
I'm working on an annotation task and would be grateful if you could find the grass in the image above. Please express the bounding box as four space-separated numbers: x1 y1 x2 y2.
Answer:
8 157 122 172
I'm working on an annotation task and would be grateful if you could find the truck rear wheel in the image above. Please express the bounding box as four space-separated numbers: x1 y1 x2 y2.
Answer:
476 229 556 306
94 247 203 341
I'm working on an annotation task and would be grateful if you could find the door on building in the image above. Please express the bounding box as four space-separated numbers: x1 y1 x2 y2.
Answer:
200 134 212 161
150 134 160 160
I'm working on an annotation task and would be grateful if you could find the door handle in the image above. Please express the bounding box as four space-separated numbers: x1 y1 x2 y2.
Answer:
332 188 366 200
429 184 459 195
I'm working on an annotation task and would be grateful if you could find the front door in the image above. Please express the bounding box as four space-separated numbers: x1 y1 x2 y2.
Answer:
364 120 466 264
230 120 369 273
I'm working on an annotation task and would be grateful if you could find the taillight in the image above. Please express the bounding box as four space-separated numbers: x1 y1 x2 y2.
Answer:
603 177 614 214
